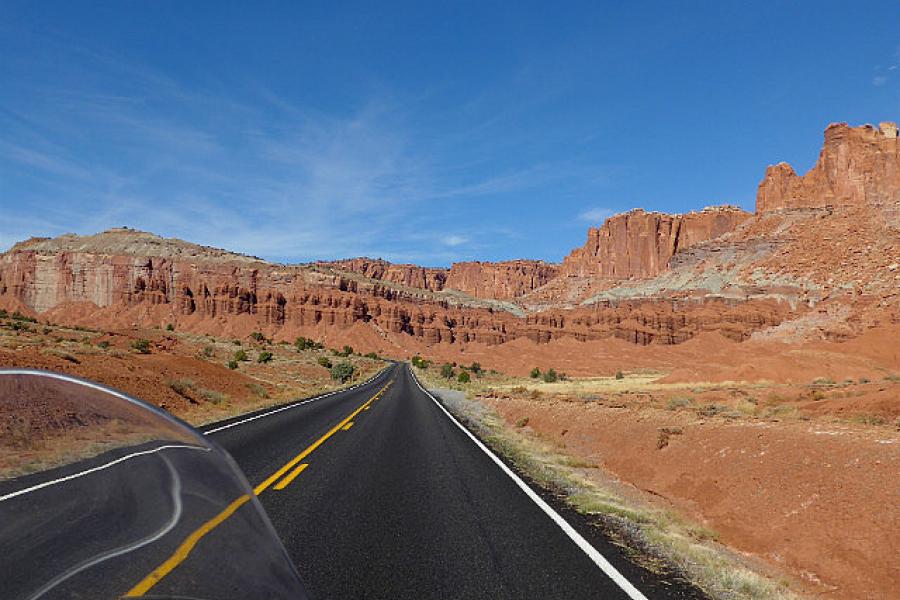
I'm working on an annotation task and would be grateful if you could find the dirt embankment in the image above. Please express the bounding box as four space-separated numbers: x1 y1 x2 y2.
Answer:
484 391 899 599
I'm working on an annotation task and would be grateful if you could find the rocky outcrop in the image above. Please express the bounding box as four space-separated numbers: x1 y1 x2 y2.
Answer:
756 122 900 213
445 260 559 299
0 230 791 349
315 258 447 292
560 207 751 279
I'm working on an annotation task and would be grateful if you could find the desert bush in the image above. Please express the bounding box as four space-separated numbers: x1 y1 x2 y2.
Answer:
0 309 6 319
340 345 354 357
97 340 111 349
257 351 274 364
469 362 482 375
515 416 530 428
529 367 541 379
884 374 900 383
246 382 268 398
202 345 215 358
331 361 355 383
656 426 684 449
850 413 887 426
165 323 175 332
696 403 726 417
234 349 249 362
11 311 37 323
200 388 227 405
441 364 455 379
131 339 151 354
457 371 471 383
667 396 693 410
250 332 266 342
615 370 624 380
858 377 870 384
365 351 379 359
542 369 558 383
168 378 196 398
227 360 238 370
317 356 333 369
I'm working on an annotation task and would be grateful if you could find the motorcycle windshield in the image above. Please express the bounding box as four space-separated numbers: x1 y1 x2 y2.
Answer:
0 370 308 600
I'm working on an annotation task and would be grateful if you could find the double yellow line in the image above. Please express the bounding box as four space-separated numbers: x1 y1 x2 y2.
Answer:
126 380 393 597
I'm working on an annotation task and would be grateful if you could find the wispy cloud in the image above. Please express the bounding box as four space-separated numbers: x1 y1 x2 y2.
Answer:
577 207 615 223
441 234 468 247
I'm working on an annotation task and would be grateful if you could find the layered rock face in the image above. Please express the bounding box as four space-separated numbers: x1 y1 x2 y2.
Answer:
445 260 559 299
560 207 751 279
315 258 447 292
756 122 900 213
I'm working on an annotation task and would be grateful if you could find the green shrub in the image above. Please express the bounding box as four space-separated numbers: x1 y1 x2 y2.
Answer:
250 332 266 342
97 340 111 349
457 371 471 383
615 370 624 380
0 309 6 318
257 351 274 364
469 362 482 375
317 356 333 369
530 367 541 379
441 364 455 379
227 360 238 370
331 361 355 383
365 351 379 359
165 323 175 332
543 368 558 383
11 311 37 323
131 339 151 354
202 345 215 358
234 349 249 362
340 345 354 357
295 336 322 351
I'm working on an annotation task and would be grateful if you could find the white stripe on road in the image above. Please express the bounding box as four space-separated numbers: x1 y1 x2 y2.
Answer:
0 444 205 503
409 367 649 600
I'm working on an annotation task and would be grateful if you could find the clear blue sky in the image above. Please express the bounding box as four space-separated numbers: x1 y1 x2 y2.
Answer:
2 1 899 265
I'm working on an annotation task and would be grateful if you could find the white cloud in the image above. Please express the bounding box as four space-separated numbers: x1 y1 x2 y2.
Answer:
441 235 468 247
873 75 888 87
577 207 615 222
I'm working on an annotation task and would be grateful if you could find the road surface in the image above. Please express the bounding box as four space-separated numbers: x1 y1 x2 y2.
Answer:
0 363 704 599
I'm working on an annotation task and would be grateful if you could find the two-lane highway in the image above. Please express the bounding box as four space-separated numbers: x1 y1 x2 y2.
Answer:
207 363 702 600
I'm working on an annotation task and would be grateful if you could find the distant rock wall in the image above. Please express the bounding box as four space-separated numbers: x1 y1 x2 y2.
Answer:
315 258 447 292
756 122 900 213
560 207 751 279
445 260 559 299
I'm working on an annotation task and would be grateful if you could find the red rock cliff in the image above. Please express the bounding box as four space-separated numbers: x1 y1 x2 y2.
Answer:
315 258 447 292
560 206 751 279
756 122 900 213
445 260 559 299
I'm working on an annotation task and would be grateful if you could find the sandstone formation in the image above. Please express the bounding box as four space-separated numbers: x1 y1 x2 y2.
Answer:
756 122 900 213
560 206 751 279
445 260 559 299
315 258 447 292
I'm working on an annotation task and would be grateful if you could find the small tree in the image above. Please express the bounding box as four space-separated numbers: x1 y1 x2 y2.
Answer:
530 367 541 379
441 363 455 379
317 356 333 369
341 345 354 357
615 370 624 380
543 368 558 383
295 336 309 351
331 361 355 383
250 331 266 342
234 349 249 362
131 339 151 354
469 362 482 375
165 323 175 332
257 351 274 364
457 371 471 383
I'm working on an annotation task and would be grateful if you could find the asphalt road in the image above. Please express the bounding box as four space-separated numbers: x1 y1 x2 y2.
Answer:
1 364 704 599
209 363 702 600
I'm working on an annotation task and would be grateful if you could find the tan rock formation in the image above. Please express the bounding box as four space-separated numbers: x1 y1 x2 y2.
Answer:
445 260 559 299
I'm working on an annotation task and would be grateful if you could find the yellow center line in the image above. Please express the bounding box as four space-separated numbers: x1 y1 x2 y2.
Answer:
126 379 393 597
342 422 354 431
273 463 308 490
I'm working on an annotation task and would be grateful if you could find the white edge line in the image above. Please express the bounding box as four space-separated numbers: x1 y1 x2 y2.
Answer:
0 444 205 503
409 366 649 600
203 368 387 434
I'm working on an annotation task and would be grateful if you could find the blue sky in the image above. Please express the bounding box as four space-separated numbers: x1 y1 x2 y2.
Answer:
1 2 899 265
